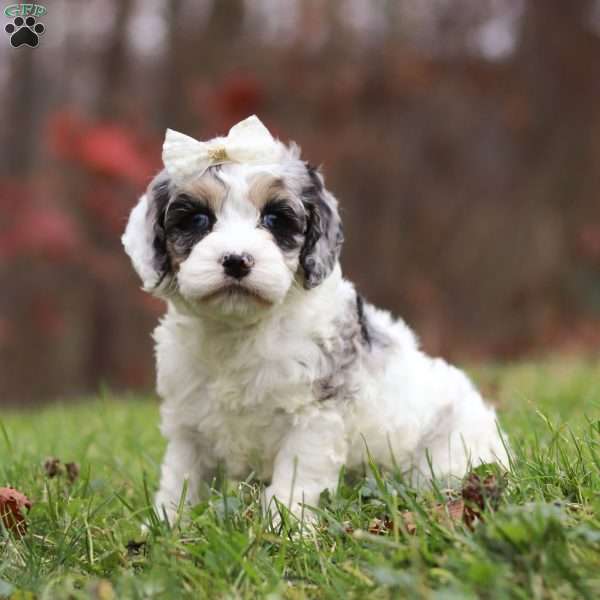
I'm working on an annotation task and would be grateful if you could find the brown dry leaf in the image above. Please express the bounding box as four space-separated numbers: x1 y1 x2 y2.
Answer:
434 498 465 525
342 520 354 534
44 457 63 478
401 499 465 535
0 487 32 536
461 472 504 528
399 472 505 534
43 458 80 484
368 516 393 535
401 511 417 535
65 462 80 484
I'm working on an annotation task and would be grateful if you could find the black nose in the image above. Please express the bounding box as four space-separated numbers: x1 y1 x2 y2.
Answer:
221 253 254 279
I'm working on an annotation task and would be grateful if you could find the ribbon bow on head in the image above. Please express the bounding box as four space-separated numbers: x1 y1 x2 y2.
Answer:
162 115 282 182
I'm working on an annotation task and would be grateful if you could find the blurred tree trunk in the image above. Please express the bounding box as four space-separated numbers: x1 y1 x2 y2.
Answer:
516 0 600 312
160 0 185 129
84 0 135 389
516 0 600 210
95 0 135 119
207 0 244 41
2 51 35 176
195 0 245 74
517 0 600 150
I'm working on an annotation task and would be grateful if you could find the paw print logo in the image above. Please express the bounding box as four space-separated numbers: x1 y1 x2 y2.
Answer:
5 15 45 48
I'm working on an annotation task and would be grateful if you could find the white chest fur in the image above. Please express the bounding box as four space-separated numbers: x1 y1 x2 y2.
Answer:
153 281 345 479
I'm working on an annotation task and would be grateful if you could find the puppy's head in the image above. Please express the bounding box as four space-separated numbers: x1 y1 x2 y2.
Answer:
122 144 343 320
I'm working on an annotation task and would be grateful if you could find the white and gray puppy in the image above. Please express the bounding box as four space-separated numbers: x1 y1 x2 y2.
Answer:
123 122 508 523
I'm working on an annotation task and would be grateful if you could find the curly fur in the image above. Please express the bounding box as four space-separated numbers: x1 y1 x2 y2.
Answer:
122 137 508 522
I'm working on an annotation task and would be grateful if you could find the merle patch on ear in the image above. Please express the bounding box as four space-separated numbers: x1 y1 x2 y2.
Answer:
147 173 174 288
149 176 172 282
300 165 344 289
122 170 176 292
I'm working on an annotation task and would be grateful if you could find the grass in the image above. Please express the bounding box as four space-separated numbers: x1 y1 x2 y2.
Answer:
1 359 600 599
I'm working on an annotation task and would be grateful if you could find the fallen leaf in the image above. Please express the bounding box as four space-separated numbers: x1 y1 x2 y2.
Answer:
461 472 504 528
435 498 465 524
65 462 80 484
42 458 80 484
0 487 32 536
368 516 393 535
401 501 464 535
342 520 354 534
43 457 63 478
401 511 417 535
399 471 505 534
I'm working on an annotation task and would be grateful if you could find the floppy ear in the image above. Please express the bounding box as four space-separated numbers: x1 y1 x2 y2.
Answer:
300 165 344 289
122 171 172 292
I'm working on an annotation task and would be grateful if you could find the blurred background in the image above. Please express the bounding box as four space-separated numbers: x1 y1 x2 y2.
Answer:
1 0 600 404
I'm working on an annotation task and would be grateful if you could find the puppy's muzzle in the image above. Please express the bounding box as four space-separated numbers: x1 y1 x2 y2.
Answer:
221 252 255 280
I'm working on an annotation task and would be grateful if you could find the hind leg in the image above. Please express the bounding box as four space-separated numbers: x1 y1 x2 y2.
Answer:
413 401 509 488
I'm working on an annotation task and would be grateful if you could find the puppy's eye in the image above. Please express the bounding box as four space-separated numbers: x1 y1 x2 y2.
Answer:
261 213 278 229
189 212 211 231
165 192 215 230
259 200 304 251
260 201 299 232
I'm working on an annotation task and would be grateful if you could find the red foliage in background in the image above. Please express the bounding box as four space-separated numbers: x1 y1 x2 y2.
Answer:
47 111 157 187
0 179 79 265
1 109 162 401
0 203 81 262
212 72 265 128
1 110 157 265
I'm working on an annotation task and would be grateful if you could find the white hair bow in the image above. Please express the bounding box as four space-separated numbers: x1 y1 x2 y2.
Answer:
162 115 282 181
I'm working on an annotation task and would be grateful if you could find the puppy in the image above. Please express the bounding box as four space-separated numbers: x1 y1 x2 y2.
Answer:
123 116 508 523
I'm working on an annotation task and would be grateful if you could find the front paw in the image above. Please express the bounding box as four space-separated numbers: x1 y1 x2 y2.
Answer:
154 491 184 526
155 503 179 526
263 484 318 528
